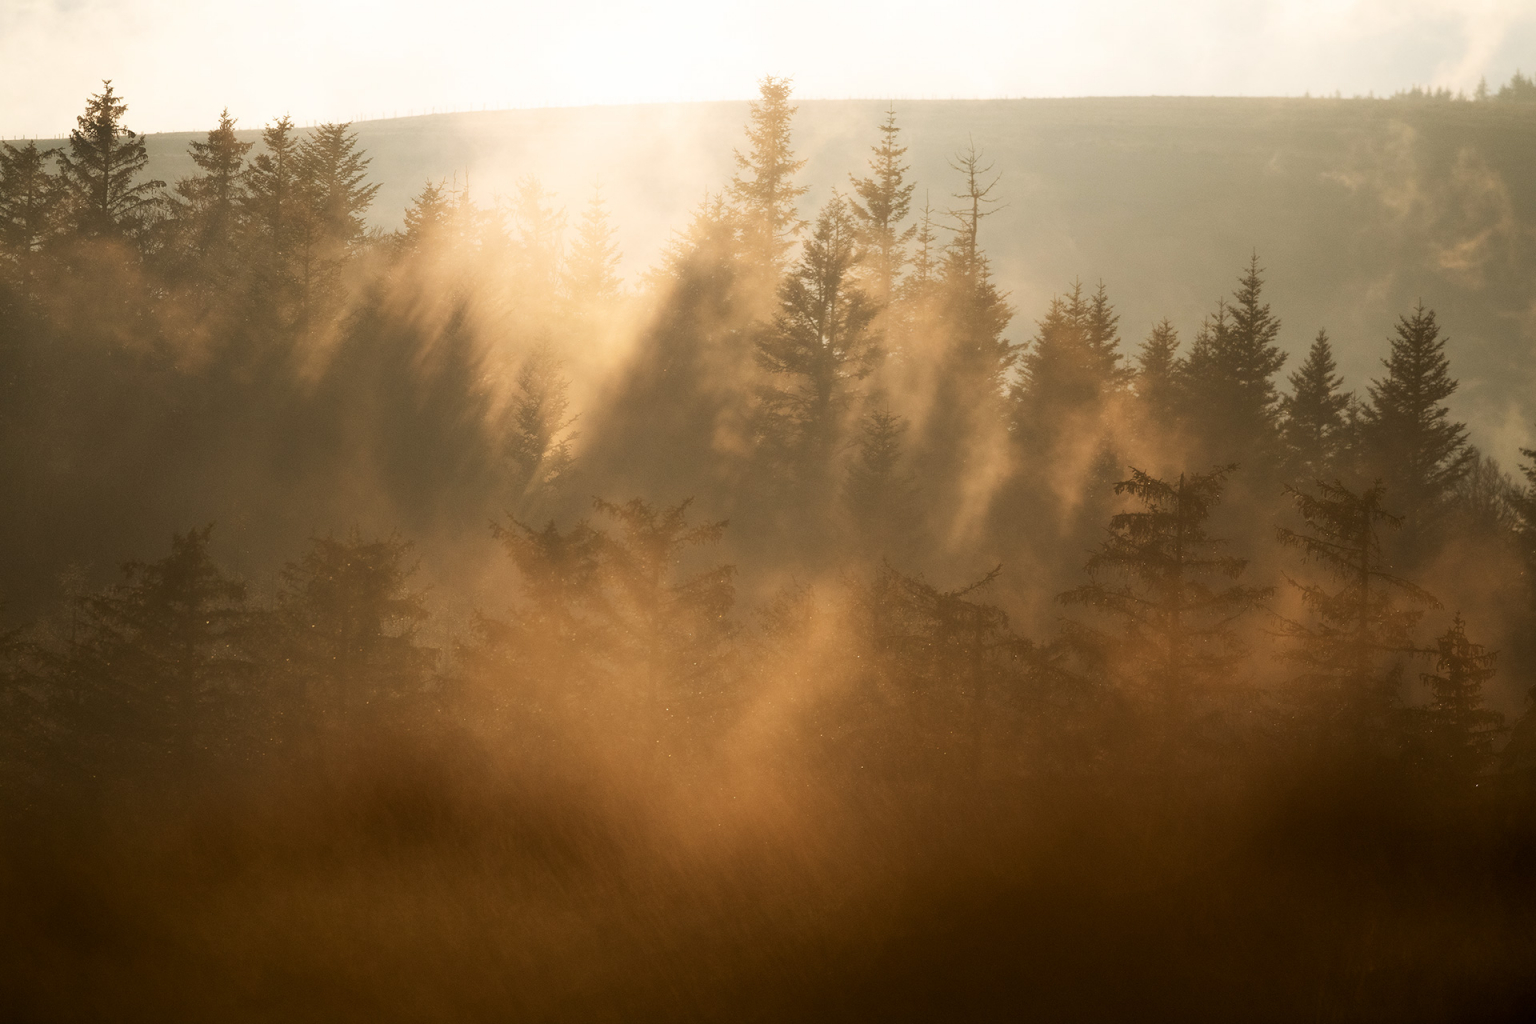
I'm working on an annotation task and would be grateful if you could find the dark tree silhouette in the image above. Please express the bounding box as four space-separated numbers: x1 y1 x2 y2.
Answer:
0 141 62 294
1180 256 1287 471
1281 329 1353 484
58 527 250 773
1415 614 1504 785
55 81 164 239
1276 480 1438 744
1061 466 1270 711
1359 303 1474 553
264 532 433 735
754 192 880 497
1135 318 1182 427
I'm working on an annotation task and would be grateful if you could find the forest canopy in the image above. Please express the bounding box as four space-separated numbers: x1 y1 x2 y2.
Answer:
3 77 1536 1021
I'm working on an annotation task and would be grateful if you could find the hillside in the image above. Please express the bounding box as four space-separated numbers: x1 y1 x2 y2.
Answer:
123 96 1536 461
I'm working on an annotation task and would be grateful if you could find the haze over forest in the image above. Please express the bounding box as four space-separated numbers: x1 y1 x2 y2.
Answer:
4 72 1536 1020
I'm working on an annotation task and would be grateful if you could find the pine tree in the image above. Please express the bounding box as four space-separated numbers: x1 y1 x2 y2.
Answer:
562 182 622 302
848 109 916 311
55 81 164 239
60 527 251 771
1280 329 1353 483
265 532 432 734
1061 466 1270 709
278 121 380 330
730 76 808 271
845 400 919 558
1417 614 1504 783
297 121 380 250
754 192 880 487
904 192 941 296
1180 256 1287 469
1013 280 1131 439
244 115 303 321
509 175 566 294
591 498 735 718
506 342 577 509
1276 480 1438 743
1135 318 1182 426
1359 303 1474 548
173 108 253 283
911 146 1015 532
400 178 450 253
476 515 606 700
0 141 62 293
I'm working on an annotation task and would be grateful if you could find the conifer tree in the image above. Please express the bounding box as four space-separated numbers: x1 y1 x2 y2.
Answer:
266 532 432 734
275 121 379 329
1359 303 1473 547
476 515 606 698
60 527 250 771
55 81 164 239
1417 614 1503 783
848 109 916 311
1180 256 1287 469
173 109 253 282
730 76 808 271
1135 319 1182 427
562 182 622 302
1276 480 1438 743
903 192 941 297
509 176 566 296
400 178 449 254
297 121 379 251
911 147 1015 530
845 400 919 558
754 192 880 488
244 115 303 318
938 143 1013 387
591 498 735 717
1014 281 1131 439
1061 466 1269 709
0 141 62 293
1280 329 1353 483
506 342 577 509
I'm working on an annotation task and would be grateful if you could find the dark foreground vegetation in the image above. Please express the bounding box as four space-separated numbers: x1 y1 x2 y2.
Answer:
3 78 1536 1021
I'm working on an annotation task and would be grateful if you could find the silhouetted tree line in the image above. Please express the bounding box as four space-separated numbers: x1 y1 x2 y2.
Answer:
4 79 1536 1018
3 76 1536 797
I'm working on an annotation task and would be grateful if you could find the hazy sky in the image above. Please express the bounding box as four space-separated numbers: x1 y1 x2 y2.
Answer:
4 0 1536 136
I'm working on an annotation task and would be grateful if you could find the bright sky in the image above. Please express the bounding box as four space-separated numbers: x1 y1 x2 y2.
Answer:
4 0 1536 136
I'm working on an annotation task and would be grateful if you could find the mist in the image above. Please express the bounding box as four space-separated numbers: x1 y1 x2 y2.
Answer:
3 75 1536 1021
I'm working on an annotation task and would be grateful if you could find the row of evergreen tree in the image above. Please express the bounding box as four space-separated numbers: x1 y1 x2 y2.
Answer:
2 79 1535 811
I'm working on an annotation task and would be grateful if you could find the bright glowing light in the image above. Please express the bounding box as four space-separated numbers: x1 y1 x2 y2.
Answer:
3 0 1536 135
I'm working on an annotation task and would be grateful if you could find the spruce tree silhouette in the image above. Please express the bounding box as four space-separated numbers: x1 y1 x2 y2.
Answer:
55 81 164 240
1275 480 1438 751
0 141 62 295
1414 614 1504 787
1280 329 1354 485
1134 318 1182 428
1060 466 1270 716
1180 255 1287 473
60 527 250 775
1359 303 1474 557
753 191 881 511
